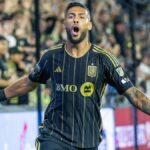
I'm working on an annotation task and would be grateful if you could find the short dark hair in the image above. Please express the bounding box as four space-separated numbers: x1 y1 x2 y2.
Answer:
65 2 90 19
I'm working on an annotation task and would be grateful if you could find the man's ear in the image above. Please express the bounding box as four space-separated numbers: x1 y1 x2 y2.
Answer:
63 19 65 26
63 19 67 29
88 21 92 30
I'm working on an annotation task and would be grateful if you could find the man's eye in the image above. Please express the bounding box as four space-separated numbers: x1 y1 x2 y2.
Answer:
80 16 86 19
68 15 74 19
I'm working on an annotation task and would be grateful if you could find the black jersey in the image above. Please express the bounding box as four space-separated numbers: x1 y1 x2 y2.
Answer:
29 43 133 148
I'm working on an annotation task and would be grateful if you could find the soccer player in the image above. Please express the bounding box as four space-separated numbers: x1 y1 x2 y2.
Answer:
0 2 150 150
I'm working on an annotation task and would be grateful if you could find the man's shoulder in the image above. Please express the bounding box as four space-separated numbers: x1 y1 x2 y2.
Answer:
92 44 119 67
91 44 111 59
42 43 64 56
49 43 64 51
92 44 108 54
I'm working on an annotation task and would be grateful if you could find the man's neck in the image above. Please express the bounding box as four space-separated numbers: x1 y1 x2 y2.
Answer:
65 40 91 58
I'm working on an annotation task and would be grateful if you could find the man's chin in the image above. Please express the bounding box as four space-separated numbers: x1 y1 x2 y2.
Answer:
66 30 86 44
70 38 82 44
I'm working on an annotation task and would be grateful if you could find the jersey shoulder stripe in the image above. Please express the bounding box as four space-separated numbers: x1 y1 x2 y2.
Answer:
93 44 119 67
41 43 64 56
50 43 63 50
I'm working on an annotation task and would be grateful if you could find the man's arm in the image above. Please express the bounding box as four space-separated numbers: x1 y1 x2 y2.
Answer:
2 75 38 100
0 75 17 88
0 79 11 88
124 87 150 115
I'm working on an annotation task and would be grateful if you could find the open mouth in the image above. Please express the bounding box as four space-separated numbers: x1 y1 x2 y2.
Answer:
71 26 80 36
73 26 79 32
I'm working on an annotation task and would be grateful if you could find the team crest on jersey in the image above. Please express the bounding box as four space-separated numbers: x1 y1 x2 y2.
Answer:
116 67 124 77
88 65 97 77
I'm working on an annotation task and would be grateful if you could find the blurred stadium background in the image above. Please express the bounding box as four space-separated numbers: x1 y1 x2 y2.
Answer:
0 0 150 150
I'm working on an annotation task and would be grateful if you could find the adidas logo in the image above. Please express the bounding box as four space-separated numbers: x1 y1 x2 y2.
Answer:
54 66 62 73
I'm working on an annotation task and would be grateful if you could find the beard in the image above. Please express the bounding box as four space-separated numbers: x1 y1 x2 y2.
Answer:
66 29 87 44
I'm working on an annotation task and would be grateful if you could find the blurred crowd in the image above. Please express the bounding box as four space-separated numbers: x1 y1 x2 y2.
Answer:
0 0 150 108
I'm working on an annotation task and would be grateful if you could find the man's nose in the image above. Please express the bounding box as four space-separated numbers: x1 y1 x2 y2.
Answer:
73 17 79 23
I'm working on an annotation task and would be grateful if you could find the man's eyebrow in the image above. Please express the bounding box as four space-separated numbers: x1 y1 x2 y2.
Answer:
78 13 87 16
67 12 75 15
66 12 90 20
67 12 87 16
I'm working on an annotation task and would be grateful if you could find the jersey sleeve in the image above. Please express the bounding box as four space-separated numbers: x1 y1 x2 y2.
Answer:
103 54 133 94
28 51 51 84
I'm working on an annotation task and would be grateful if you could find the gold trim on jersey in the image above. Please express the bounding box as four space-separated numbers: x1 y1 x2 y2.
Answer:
82 52 89 147
93 45 119 67
100 83 106 98
51 54 55 133
43 43 63 52
35 139 40 150
99 122 103 141
61 49 66 140
64 43 92 58
71 58 76 144
40 43 63 56
50 43 63 49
